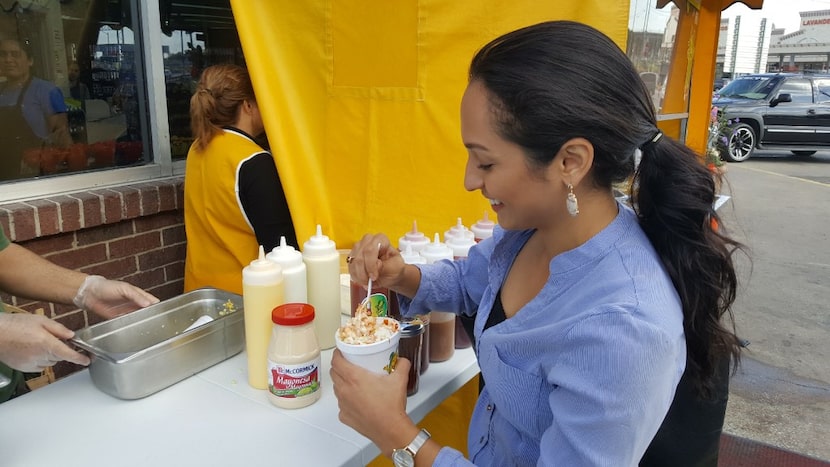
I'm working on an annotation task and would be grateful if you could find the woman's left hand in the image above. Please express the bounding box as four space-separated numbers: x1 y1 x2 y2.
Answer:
330 349 418 456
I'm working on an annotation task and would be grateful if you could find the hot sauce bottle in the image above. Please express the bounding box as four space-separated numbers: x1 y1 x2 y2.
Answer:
398 220 430 253
420 234 455 362
444 219 475 349
471 211 496 242
400 244 430 374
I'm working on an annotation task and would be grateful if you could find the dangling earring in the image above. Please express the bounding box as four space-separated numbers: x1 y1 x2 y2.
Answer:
566 184 579 217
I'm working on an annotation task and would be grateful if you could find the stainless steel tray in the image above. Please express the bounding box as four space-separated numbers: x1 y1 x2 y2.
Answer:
71 288 244 399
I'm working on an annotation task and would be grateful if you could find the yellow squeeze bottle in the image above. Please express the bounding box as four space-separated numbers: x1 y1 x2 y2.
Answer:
302 225 340 350
242 245 284 389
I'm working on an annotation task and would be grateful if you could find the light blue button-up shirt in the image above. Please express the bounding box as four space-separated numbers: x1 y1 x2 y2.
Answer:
400 205 685 466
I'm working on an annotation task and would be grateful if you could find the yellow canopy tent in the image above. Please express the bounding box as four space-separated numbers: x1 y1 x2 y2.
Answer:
229 0 628 463
230 0 630 249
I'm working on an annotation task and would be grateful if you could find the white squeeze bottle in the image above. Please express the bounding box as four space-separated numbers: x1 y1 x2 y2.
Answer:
266 236 307 303
471 211 495 242
399 244 427 265
400 244 430 373
444 218 476 259
444 217 469 240
302 225 340 349
420 233 453 264
444 223 476 349
398 220 430 253
242 245 285 389
419 234 456 362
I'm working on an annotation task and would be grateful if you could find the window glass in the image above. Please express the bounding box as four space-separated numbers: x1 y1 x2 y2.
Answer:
0 1 148 183
717 75 784 99
778 78 813 103
159 0 246 159
815 79 830 103
627 0 679 114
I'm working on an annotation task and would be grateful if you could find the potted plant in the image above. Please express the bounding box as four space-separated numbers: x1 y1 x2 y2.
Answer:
707 106 730 180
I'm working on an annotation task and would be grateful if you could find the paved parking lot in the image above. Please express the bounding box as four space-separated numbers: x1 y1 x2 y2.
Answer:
717 150 830 460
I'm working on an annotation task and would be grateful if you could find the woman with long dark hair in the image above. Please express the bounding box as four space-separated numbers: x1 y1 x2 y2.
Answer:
332 21 743 466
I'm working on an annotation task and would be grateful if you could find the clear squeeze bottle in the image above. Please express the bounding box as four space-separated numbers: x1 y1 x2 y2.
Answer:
267 236 307 304
242 245 285 389
443 217 475 256
471 211 495 242
444 224 476 350
444 218 476 260
302 225 340 349
420 233 455 362
420 233 453 264
398 220 430 253
400 244 430 374
399 244 426 266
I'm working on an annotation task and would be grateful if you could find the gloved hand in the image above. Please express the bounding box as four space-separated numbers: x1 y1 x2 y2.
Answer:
73 275 159 319
0 312 90 372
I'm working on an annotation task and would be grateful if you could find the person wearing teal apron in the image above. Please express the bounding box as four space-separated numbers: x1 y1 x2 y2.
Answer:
0 38 70 181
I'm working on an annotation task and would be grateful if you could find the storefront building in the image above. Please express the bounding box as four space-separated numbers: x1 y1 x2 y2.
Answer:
768 9 830 72
716 8 830 76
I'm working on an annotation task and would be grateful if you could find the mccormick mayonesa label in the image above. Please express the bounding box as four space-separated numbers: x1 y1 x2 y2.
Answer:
267 357 321 398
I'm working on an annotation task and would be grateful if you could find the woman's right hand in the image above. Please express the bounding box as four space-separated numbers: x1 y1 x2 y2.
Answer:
348 233 407 291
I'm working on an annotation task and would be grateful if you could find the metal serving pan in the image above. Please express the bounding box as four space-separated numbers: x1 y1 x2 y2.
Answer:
71 287 244 400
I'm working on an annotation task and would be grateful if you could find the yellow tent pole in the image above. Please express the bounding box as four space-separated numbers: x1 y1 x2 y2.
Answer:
659 0 763 152
687 0 724 154
658 5 696 140
688 0 764 155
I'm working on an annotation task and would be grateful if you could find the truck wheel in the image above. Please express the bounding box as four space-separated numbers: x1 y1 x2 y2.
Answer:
725 123 755 162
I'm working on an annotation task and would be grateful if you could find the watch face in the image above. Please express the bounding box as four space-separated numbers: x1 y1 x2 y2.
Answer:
392 449 415 467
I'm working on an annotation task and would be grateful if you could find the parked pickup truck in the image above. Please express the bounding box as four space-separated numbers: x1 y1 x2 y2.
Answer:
712 73 830 162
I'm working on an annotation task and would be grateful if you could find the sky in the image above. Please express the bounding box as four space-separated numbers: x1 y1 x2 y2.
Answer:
632 0 830 34
723 0 830 33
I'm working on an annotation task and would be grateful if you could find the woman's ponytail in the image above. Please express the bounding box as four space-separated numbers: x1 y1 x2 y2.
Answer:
190 88 220 151
633 136 743 398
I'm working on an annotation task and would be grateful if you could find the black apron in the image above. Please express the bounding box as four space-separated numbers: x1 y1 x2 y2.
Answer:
0 77 45 181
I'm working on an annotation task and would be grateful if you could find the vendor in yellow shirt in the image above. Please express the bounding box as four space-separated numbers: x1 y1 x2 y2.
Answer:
183 64 297 295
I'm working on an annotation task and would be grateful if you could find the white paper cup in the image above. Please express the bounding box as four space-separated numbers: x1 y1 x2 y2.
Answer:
335 317 401 374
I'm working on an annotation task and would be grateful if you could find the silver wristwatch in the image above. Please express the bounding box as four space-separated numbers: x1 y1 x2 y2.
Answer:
392 428 431 467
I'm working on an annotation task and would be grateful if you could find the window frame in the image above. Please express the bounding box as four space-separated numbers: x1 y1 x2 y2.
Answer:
0 0 185 204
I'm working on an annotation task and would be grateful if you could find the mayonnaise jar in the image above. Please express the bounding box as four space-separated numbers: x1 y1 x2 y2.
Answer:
267 303 321 409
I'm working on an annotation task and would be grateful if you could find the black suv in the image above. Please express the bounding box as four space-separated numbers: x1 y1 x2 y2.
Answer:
712 73 830 162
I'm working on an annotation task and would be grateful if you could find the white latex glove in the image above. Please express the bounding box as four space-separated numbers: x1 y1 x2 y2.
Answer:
0 312 90 372
73 275 159 319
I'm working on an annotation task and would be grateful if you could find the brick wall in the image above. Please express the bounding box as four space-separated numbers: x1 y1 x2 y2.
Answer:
0 176 186 379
